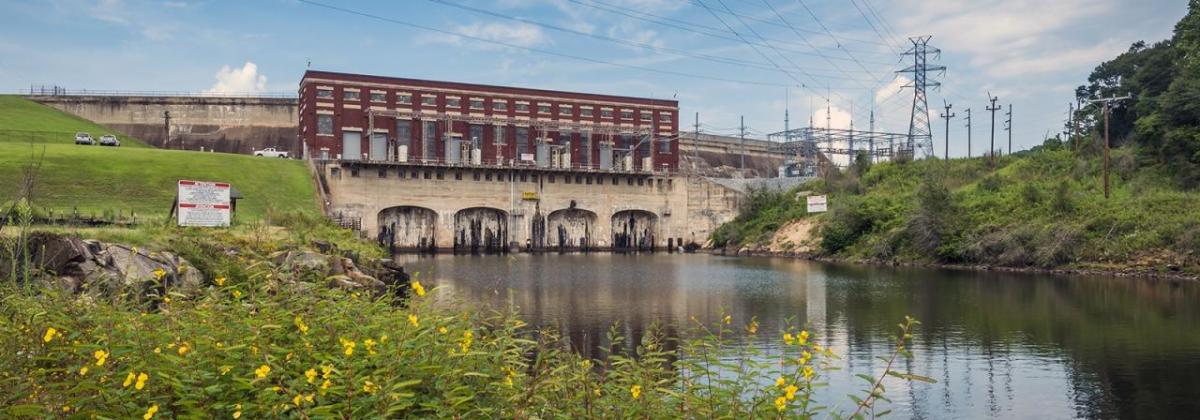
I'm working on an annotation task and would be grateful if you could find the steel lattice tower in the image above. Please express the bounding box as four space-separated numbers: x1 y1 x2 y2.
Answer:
898 36 945 160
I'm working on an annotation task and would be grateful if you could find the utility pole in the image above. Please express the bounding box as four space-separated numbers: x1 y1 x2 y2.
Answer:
898 36 946 159
163 111 172 149
1088 95 1132 199
1004 104 1013 155
869 107 876 163
986 94 1001 167
964 108 972 158
693 112 699 162
939 101 955 160
739 115 746 171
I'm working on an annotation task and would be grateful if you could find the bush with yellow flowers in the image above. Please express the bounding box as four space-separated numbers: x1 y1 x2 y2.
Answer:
0 221 931 418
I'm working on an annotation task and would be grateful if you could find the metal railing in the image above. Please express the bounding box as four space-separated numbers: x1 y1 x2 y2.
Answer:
327 156 677 175
11 85 297 99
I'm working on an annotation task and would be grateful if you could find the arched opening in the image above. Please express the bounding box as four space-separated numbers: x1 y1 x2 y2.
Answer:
611 210 658 252
454 207 509 254
546 207 598 251
377 206 438 253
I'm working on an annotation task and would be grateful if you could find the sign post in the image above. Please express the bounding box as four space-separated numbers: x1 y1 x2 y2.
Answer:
806 195 828 213
176 180 232 227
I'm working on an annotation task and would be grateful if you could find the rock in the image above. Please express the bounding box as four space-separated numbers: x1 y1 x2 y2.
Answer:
373 259 410 289
26 232 91 275
86 244 203 297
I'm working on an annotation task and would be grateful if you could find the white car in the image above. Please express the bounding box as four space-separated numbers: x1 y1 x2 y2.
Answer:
254 147 290 158
74 132 95 145
99 134 120 147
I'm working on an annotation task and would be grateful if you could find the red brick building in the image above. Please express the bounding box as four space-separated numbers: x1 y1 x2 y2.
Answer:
298 70 680 172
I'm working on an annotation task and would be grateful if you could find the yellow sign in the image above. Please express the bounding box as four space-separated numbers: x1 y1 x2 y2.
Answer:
522 191 539 201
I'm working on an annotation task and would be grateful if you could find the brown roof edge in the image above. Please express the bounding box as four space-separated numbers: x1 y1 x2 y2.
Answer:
300 70 679 108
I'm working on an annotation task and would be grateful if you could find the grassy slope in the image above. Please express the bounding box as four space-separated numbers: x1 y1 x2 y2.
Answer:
716 147 1200 271
0 96 147 147
0 96 317 220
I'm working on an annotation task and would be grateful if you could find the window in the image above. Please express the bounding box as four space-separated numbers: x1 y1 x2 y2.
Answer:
469 99 484 110
660 112 673 123
558 105 573 116
397 93 412 104
658 137 671 153
494 125 506 145
620 110 634 120
317 115 333 135
447 97 461 108
601 109 614 119
396 120 412 148
640 111 652 122
580 131 592 166
421 95 437 107
581 107 593 117
516 103 530 112
469 125 483 148
538 104 551 114
343 89 360 101
422 121 437 160
316 89 333 99
370 92 385 103
493 100 508 111
516 127 529 154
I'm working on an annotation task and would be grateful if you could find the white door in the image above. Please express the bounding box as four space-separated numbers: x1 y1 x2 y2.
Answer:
369 133 387 161
342 131 361 161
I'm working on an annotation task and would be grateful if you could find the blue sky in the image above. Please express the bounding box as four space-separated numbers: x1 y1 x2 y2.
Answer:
0 0 1188 156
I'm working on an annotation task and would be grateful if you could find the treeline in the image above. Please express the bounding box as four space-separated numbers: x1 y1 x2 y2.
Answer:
1074 0 1200 187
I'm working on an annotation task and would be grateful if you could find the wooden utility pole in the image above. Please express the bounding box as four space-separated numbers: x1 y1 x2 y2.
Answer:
1005 104 1013 155
1088 95 1132 199
964 108 972 158
986 94 1001 167
939 101 954 160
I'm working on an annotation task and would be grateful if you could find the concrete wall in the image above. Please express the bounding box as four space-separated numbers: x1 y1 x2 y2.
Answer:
324 162 743 252
30 95 298 154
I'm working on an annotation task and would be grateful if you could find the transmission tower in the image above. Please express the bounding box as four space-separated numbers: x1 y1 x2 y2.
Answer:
897 36 946 160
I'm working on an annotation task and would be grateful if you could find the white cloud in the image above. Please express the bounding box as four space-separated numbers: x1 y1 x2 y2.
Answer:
812 105 854 130
205 62 267 94
606 21 664 52
420 22 549 49
875 76 911 105
89 0 127 24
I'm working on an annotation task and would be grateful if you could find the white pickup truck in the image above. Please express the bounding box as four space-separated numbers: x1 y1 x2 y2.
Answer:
253 147 290 158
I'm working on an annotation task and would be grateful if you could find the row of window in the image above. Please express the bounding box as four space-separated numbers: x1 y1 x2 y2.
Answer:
314 87 674 123
337 166 674 189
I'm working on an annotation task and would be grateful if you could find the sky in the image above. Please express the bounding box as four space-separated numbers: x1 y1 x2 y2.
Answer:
0 0 1189 157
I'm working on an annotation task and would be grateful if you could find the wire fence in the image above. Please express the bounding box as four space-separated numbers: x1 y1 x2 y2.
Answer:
10 85 297 99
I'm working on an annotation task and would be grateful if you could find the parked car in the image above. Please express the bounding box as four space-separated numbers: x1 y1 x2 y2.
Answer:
74 132 95 145
254 147 290 158
98 134 120 147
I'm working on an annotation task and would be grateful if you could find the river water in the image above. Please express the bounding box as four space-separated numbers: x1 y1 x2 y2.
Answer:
394 253 1200 419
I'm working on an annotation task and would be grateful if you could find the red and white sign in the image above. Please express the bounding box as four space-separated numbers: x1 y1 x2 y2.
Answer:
177 180 231 227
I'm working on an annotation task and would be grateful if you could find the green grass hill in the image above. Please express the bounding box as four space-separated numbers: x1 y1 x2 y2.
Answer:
713 144 1200 273
0 96 317 220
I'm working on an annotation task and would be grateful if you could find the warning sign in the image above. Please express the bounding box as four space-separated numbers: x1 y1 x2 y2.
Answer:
177 180 231 227
806 195 828 213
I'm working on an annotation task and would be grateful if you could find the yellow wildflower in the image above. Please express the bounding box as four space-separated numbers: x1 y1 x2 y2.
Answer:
254 364 271 379
42 327 58 343
143 404 158 419
293 394 303 406
723 315 732 325
321 365 333 379
135 372 149 390
747 320 759 334
294 315 309 335
438 326 448 334
232 403 242 419
231 290 242 299
163 297 171 304
177 344 190 356
775 376 786 388
362 380 380 394
798 330 809 345
407 314 419 327
220 366 231 376
321 379 332 391
594 388 601 397
153 268 167 281
774 396 787 412
305 393 314 403
785 384 799 401
783 332 795 345
123 372 136 387
411 280 426 297
459 331 474 353
305 368 317 384
79 366 89 376
153 347 161 354
94 349 109 366
214 277 226 286
630 384 642 400
62 406 71 413
339 338 356 356
802 366 814 381
800 350 812 365
364 338 377 355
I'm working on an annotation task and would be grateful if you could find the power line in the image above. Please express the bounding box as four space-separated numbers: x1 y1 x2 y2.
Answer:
424 0 877 81
297 0 801 88
764 0 888 88
847 0 902 55
679 0 900 48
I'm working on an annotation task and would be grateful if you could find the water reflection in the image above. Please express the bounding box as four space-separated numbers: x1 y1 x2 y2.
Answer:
395 253 1200 419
